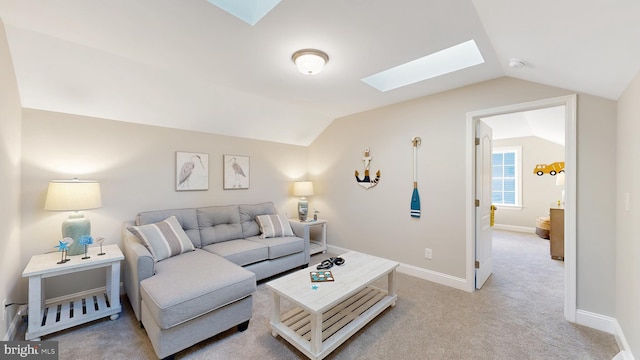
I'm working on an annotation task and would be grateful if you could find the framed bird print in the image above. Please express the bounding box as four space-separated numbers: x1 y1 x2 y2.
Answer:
223 154 250 189
176 151 209 191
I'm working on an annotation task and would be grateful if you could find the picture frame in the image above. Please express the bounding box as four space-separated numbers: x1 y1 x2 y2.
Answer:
223 154 250 189
176 152 209 191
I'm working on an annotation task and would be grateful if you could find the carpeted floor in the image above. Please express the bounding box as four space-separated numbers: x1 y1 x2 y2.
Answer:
16 230 620 359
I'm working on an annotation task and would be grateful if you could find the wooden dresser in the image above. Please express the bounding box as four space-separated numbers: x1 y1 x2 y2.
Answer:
549 208 564 260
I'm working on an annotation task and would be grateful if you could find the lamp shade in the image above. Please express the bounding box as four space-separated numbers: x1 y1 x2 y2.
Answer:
293 181 314 197
45 179 102 211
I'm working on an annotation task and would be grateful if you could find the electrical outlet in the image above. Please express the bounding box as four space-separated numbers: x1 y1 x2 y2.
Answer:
424 248 432 259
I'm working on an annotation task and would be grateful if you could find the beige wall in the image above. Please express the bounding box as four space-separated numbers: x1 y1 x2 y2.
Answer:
20 109 308 298
309 77 616 316
0 19 23 340
616 69 640 356
493 136 564 228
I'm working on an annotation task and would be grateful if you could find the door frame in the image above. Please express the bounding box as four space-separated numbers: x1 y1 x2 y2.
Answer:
465 94 577 322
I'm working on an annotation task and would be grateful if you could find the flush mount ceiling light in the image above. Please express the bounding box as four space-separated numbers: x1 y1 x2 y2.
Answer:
292 49 329 75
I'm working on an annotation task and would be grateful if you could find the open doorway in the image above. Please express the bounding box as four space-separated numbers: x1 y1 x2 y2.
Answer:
465 94 577 322
482 105 566 234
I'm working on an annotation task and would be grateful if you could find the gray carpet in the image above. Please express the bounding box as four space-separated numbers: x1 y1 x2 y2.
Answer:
17 230 620 359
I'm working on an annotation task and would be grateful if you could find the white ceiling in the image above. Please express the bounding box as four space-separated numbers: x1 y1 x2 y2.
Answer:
482 106 566 146
1 0 638 146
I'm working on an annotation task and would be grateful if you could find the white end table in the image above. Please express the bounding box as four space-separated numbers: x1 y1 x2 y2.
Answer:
22 244 124 340
289 219 327 255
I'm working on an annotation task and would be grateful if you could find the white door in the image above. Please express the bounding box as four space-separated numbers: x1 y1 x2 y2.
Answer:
475 120 493 289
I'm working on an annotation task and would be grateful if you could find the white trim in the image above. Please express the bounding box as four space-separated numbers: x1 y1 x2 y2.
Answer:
3 305 27 341
575 309 616 334
613 352 634 360
493 224 536 233
466 94 577 320
612 320 635 360
326 244 470 292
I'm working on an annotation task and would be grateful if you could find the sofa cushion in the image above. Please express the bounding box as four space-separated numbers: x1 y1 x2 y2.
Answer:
202 240 268 266
128 216 195 262
246 235 305 260
197 205 243 246
239 202 277 238
140 250 256 329
255 214 294 238
137 208 201 248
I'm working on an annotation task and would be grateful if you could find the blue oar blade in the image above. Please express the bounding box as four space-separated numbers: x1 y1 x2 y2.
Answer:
411 188 421 218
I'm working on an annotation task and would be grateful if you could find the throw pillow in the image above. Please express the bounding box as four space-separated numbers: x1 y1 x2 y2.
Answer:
128 215 194 262
255 214 294 239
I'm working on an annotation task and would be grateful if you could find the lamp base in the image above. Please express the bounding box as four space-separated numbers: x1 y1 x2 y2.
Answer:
298 197 308 222
62 213 91 256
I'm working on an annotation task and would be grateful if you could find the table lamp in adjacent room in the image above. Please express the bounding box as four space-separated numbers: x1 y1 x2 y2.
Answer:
293 181 314 221
556 171 566 208
45 179 102 255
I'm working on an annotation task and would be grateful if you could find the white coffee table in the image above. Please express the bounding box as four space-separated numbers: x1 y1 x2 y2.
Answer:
267 251 399 360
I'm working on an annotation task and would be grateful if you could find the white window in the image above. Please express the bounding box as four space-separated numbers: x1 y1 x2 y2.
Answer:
492 146 522 208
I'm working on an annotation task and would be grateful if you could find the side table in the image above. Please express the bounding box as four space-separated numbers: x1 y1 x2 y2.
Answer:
289 219 327 255
22 244 125 340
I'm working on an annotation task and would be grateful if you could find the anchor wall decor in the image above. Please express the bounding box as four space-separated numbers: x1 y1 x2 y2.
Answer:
355 147 381 189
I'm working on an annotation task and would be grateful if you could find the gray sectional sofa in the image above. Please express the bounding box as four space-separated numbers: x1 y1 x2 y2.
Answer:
122 202 310 359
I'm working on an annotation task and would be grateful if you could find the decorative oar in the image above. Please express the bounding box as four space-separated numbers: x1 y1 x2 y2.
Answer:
411 137 422 218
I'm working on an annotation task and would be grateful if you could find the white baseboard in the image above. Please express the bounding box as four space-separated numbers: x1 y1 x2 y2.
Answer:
613 351 635 360
326 244 470 292
3 304 27 341
493 224 536 233
610 319 635 360
575 309 617 334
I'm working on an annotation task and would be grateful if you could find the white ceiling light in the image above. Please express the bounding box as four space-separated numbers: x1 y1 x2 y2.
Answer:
292 49 329 76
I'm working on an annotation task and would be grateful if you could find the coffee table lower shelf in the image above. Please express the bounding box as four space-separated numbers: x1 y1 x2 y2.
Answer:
270 286 396 360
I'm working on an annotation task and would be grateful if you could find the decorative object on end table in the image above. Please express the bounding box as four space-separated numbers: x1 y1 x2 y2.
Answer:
223 155 250 189
44 179 102 256
55 238 72 264
293 181 314 221
96 236 106 255
176 151 209 191
79 235 94 259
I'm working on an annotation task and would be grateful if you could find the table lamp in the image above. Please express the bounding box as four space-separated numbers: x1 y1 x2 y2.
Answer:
293 181 314 221
556 171 565 208
45 179 102 255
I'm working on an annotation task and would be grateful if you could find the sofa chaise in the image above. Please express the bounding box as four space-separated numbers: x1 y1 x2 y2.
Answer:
122 202 310 359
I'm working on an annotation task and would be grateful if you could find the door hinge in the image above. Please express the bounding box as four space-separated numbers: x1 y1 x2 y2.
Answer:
475 199 480 207
475 137 480 146
475 261 480 269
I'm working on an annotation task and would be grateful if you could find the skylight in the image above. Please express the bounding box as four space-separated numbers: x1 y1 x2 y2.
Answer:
207 0 281 26
361 40 485 92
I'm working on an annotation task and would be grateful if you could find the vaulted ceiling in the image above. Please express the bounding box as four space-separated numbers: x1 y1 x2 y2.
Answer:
1 0 638 145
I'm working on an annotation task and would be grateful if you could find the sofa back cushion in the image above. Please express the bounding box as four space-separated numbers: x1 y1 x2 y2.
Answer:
239 202 277 238
197 205 243 246
136 208 201 248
